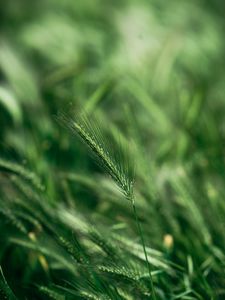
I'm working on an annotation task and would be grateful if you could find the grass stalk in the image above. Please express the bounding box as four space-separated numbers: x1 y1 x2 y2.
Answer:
130 195 156 299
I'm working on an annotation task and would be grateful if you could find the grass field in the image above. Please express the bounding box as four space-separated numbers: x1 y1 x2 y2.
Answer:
0 0 225 299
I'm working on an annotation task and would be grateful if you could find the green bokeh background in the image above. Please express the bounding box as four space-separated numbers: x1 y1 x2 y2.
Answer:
0 0 225 299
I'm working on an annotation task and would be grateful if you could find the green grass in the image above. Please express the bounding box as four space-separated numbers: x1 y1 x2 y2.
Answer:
0 0 225 299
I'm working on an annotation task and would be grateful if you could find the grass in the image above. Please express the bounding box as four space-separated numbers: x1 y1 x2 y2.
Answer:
0 0 225 299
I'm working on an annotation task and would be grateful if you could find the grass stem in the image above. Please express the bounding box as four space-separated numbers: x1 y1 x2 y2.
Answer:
131 196 156 299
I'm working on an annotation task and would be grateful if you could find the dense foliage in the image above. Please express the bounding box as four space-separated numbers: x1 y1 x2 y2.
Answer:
0 0 225 299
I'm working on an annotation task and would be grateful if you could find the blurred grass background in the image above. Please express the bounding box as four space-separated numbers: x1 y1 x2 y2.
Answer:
0 0 225 299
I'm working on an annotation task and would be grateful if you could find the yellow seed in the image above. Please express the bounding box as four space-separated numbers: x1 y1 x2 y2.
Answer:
163 234 174 249
39 255 49 272
28 232 36 242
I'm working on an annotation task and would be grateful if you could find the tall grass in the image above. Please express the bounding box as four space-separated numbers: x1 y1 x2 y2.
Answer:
0 0 225 299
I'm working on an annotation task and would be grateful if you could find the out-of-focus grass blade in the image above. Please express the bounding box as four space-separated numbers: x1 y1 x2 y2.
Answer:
123 78 172 132
84 79 114 114
0 158 44 191
0 42 39 103
0 86 22 124
0 266 17 300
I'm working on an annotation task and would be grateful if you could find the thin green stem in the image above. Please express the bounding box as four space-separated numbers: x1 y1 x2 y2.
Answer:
131 197 156 299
